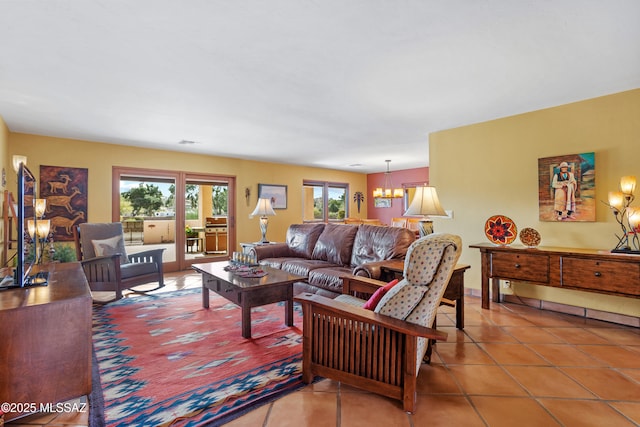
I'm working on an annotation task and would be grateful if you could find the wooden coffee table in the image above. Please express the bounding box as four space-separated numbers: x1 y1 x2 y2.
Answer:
192 261 304 338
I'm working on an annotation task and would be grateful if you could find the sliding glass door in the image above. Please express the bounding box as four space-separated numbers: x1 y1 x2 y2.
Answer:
184 174 235 267
113 167 235 272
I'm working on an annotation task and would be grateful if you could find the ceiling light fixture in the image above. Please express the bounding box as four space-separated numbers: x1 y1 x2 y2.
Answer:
373 160 403 199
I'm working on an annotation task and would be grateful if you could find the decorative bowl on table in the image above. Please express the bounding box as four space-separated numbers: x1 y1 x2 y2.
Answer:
519 227 541 248
484 215 517 246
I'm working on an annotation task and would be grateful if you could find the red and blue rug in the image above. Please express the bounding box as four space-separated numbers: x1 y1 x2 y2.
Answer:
92 287 304 426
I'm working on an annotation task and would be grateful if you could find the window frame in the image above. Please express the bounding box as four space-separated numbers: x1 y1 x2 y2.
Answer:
303 180 349 223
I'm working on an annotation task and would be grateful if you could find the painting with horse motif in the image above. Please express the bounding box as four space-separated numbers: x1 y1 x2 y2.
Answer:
39 165 88 241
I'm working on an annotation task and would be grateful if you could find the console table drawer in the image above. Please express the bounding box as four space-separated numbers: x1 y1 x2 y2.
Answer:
491 252 549 283
561 257 640 296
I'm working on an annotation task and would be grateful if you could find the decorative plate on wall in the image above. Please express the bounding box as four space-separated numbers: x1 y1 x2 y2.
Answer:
484 215 517 245
520 227 541 247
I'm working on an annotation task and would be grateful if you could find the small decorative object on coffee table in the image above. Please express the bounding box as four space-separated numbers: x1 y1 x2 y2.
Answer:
484 214 517 245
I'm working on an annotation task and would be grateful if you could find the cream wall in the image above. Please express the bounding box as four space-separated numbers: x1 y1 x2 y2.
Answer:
5 132 368 253
430 89 640 317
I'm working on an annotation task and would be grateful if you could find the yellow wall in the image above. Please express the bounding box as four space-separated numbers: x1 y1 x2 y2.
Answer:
6 133 368 253
430 88 640 317
0 116 9 265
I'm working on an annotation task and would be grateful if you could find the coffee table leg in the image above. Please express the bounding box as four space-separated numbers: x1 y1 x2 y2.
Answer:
285 299 293 327
241 299 251 339
202 278 210 308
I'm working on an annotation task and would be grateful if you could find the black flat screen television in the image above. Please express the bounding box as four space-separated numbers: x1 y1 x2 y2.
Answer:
0 161 48 289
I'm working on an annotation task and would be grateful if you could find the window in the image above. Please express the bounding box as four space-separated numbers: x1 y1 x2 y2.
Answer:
303 181 348 222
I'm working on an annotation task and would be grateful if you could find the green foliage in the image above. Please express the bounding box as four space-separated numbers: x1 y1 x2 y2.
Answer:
49 243 77 263
212 185 228 215
121 183 163 216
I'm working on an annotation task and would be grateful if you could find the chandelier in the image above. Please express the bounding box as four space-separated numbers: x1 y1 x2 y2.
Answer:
372 160 403 199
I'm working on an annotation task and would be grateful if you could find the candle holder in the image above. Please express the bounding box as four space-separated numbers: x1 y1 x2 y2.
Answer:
606 176 640 254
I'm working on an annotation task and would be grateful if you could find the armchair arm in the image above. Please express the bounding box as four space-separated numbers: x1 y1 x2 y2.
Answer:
250 243 292 260
127 248 165 264
352 260 396 280
342 275 385 297
294 292 447 341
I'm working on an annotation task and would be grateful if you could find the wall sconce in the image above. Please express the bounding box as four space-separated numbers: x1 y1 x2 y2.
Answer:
250 198 276 243
12 155 27 173
607 175 639 253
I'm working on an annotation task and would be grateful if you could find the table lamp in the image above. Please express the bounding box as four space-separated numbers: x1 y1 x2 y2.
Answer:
404 186 446 237
250 198 276 243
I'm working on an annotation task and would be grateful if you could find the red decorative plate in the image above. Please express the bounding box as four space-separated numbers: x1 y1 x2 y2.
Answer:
485 215 517 245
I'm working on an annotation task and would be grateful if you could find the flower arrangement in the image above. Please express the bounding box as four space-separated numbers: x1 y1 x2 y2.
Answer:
185 225 198 237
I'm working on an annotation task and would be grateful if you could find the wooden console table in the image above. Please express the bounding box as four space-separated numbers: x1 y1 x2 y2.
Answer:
0 263 92 422
469 243 640 309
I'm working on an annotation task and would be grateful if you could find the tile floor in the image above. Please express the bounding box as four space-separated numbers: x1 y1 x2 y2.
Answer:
7 270 640 427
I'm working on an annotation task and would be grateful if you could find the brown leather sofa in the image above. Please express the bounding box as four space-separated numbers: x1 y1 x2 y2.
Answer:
249 223 415 298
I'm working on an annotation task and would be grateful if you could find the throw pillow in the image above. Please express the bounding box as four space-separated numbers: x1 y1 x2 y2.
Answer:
92 235 127 264
363 279 399 311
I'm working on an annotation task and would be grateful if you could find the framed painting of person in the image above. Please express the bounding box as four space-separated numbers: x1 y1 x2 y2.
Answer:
538 153 595 222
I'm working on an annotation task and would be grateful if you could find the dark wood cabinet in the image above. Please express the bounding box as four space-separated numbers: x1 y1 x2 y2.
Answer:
470 243 639 309
0 262 92 422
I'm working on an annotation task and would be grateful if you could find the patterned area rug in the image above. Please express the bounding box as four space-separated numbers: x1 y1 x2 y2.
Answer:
92 287 304 426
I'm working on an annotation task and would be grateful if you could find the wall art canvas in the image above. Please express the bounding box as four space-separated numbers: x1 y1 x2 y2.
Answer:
40 165 88 241
538 152 595 222
258 184 287 209
374 197 392 208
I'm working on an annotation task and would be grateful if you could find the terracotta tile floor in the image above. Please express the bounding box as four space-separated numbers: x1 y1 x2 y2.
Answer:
8 270 640 426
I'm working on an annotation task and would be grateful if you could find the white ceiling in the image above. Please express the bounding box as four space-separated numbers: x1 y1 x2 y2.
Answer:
1 1 639 173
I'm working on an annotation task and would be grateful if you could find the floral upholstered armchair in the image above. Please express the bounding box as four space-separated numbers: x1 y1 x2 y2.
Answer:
295 233 462 413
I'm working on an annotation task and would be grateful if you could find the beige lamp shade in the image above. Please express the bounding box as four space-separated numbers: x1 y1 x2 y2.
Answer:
620 175 636 196
250 198 276 217
404 186 446 217
404 186 446 237
34 198 47 218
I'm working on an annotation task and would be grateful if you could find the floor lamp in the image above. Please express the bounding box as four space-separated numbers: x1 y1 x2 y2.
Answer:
404 186 446 237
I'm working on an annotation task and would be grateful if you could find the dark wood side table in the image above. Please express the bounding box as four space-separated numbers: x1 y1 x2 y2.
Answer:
0 263 92 422
240 241 280 254
380 261 470 329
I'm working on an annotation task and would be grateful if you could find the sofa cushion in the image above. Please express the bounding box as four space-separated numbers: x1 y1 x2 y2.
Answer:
311 223 359 265
259 257 297 269
293 281 341 298
285 223 325 258
307 266 355 294
121 262 157 279
280 259 339 278
350 224 415 267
